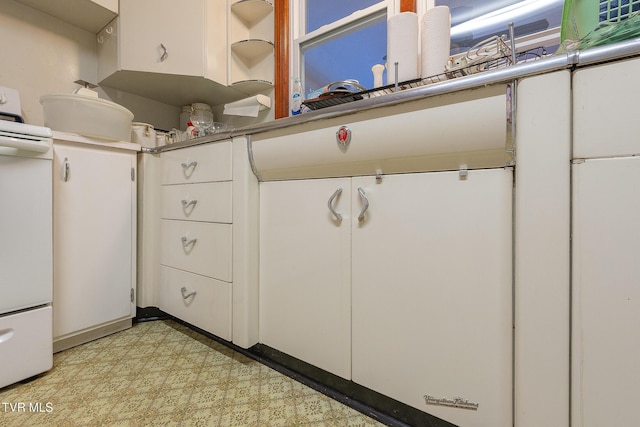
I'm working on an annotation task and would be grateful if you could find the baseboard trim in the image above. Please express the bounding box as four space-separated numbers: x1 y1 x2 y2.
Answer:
53 318 132 353
157 314 455 427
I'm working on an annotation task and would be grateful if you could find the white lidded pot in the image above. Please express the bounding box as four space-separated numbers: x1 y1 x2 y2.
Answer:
40 93 134 142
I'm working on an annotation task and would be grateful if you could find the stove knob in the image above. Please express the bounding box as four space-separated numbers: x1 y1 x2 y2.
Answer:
0 92 7 105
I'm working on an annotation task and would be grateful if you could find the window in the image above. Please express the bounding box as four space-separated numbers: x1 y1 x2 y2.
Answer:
430 0 565 55
292 1 395 96
288 0 565 108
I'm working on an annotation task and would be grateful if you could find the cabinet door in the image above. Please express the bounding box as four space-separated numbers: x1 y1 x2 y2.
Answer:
259 178 352 379
352 169 513 427
572 157 640 427
119 0 204 76
53 143 134 339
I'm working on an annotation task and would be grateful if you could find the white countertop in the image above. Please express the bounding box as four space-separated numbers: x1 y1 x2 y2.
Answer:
52 130 141 152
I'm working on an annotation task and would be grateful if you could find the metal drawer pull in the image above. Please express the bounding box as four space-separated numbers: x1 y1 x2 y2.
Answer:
357 187 369 222
160 43 168 62
181 236 197 247
327 188 343 221
181 199 198 209
181 161 198 170
181 286 196 299
62 157 70 182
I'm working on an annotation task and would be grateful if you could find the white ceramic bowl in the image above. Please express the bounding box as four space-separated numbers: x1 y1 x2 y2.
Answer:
40 94 134 142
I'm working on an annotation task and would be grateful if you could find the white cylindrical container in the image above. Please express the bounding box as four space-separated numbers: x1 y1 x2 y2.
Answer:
387 12 420 84
421 6 451 78
192 103 212 112
131 122 156 148
372 64 385 88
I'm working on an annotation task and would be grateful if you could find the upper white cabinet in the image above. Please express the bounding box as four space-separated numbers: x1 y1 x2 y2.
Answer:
15 0 117 32
97 0 249 108
229 0 275 93
119 0 208 78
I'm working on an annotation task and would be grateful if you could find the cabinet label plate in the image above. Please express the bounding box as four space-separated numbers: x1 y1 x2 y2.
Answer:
424 395 479 411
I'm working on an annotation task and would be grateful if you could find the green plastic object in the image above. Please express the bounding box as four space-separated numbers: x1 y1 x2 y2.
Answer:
560 0 640 49
560 0 600 42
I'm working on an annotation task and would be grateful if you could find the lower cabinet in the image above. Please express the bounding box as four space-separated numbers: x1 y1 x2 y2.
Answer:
52 137 136 351
158 141 234 341
260 168 513 426
260 177 352 379
571 156 640 427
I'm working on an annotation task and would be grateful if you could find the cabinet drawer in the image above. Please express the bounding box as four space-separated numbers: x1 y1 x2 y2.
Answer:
161 182 232 223
160 220 232 281
161 141 232 185
0 306 52 388
159 266 231 341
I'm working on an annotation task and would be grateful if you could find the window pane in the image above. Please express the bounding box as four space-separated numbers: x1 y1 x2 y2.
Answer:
306 0 382 33
302 17 386 94
435 0 564 54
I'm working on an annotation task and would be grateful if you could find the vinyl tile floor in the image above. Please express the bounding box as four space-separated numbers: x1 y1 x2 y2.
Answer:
0 320 387 427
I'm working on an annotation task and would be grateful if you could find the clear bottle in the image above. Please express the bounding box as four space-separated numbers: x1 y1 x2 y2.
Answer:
290 77 303 116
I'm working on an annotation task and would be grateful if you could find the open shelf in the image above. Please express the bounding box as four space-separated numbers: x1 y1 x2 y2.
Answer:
231 39 274 64
230 0 273 27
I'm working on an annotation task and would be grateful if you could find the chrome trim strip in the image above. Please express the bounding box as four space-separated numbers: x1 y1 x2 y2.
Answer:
574 37 640 67
246 134 261 181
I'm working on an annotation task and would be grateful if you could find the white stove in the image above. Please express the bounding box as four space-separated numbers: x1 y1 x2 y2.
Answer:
0 86 54 388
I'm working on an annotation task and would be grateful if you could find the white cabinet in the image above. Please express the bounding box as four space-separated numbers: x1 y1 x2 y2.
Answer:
118 0 207 78
15 0 117 32
571 157 640 427
260 168 513 426
571 57 640 427
351 170 513 427
158 141 233 340
97 0 246 108
52 136 137 352
260 178 352 379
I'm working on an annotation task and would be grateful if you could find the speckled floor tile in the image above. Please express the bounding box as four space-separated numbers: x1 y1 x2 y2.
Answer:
0 320 387 427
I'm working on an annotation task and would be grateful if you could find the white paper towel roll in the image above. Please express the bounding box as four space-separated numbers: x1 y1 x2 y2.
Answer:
387 12 419 85
223 94 271 117
421 6 451 78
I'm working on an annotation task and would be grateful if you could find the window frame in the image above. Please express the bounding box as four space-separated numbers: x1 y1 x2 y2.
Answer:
290 0 398 99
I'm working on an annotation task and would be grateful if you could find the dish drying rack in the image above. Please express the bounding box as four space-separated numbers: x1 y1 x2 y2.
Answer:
302 32 548 111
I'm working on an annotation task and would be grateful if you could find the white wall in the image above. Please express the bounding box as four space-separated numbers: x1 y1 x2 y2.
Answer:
0 0 179 130
0 0 98 125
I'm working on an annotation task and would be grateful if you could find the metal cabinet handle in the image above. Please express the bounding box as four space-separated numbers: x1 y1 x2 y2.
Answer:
62 157 70 182
160 43 168 62
181 199 198 209
181 236 197 247
327 188 343 221
181 161 198 171
181 286 196 299
357 187 369 222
